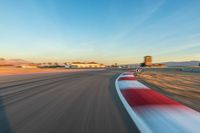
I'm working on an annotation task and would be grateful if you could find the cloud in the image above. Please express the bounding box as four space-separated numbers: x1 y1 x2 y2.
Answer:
114 0 166 41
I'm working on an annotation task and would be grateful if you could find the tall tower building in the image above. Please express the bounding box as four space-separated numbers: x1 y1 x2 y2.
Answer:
144 56 152 66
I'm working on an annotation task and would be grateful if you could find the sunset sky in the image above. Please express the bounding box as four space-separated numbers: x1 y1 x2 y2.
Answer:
0 0 200 64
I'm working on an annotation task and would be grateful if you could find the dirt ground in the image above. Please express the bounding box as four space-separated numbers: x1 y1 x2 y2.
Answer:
137 71 200 112
0 67 88 76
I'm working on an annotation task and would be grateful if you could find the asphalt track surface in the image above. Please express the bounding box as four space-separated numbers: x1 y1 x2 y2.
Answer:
0 70 139 133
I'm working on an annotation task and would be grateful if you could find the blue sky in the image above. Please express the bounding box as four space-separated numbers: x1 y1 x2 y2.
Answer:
0 0 200 64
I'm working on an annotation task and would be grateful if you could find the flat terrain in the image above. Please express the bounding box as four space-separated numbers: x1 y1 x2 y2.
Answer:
138 71 200 112
0 68 90 75
0 70 138 133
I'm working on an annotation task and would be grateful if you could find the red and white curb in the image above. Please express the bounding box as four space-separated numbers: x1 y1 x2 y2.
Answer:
115 72 200 133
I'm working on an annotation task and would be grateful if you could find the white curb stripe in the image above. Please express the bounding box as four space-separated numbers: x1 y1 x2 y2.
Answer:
133 105 200 133
119 75 135 78
118 80 149 90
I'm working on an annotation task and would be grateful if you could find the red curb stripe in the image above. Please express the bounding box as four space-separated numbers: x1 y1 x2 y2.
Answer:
118 77 136 81
121 89 180 106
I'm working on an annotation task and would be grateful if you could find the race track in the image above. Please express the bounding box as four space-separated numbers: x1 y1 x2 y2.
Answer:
0 70 139 133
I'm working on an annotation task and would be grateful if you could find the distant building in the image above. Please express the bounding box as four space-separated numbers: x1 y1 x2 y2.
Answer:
38 62 67 68
20 63 38 68
151 63 166 67
71 62 105 68
119 64 140 69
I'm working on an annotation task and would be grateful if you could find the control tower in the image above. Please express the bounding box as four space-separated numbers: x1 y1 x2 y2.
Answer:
144 56 152 66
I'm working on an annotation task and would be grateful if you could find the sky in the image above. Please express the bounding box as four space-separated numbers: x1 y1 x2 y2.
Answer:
0 0 200 65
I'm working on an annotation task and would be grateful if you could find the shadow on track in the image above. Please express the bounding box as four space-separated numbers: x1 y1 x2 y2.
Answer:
0 97 13 133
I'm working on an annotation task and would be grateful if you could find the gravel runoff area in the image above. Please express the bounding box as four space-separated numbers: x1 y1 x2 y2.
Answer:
137 71 200 112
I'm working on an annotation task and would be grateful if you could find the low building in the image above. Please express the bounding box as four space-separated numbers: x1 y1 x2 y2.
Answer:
71 62 105 68
151 63 166 67
20 63 38 68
